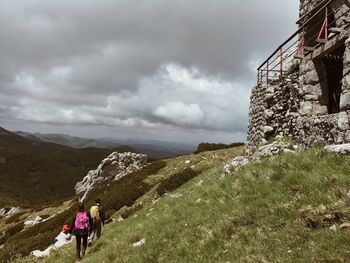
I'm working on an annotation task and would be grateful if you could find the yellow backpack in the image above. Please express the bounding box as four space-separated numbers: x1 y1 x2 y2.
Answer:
90 206 100 222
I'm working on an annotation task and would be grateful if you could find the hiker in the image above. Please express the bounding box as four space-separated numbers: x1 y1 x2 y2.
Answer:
89 198 106 241
70 203 93 261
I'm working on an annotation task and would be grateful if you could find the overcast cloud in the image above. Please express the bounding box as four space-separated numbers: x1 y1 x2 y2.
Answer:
0 0 299 144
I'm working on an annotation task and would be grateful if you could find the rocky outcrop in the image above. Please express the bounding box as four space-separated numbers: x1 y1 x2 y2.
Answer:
226 138 298 174
75 152 148 201
324 143 350 154
31 231 73 258
0 207 20 218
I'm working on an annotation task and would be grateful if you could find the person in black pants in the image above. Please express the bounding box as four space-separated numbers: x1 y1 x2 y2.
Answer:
90 198 106 241
70 203 93 261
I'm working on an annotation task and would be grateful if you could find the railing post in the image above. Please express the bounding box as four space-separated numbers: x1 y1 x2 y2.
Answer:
325 7 328 40
280 47 283 77
266 60 269 83
317 6 329 41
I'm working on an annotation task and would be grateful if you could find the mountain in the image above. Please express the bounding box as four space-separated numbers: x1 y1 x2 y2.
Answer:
16 131 195 157
102 138 195 157
0 127 135 207
15 131 117 149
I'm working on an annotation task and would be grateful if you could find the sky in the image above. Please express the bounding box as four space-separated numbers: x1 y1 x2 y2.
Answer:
0 0 299 145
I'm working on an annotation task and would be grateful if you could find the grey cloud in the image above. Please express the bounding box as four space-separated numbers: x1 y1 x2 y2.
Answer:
0 0 299 143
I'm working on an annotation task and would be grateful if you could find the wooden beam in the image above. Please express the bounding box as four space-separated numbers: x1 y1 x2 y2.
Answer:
294 54 304 59
329 27 344 33
304 46 316 51
307 33 348 60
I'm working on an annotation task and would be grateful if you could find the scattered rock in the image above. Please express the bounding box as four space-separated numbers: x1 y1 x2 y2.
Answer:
230 156 250 170
339 223 350 230
169 193 183 199
223 164 230 176
25 216 44 226
132 239 145 248
31 231 73 258
324 144 350 154
226 138 297 173
195 180 203 187
195 198 202 204
184 160 191 164
4 207 20 218
329 224 337 232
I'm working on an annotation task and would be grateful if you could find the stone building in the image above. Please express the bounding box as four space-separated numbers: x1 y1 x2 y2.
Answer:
248 0 350 146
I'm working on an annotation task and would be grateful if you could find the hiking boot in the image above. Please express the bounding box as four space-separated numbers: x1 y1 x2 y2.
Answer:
81 247 86 258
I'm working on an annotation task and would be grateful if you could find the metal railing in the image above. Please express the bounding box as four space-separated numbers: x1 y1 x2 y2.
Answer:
257 0 349 85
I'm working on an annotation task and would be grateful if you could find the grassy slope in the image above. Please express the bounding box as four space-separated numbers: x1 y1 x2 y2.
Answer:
26 146 350 263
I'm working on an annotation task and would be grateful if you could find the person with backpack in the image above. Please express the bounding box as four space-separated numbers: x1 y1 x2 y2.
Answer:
70 203 93 261
89 198 106 241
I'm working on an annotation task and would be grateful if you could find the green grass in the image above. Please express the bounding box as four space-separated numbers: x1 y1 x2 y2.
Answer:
20 146 350 263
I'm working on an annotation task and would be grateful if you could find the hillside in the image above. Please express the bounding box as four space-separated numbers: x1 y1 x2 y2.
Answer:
0 144 243 262
15 131 116 149
15 131 194 157
0 127 135 206
15 145 350 263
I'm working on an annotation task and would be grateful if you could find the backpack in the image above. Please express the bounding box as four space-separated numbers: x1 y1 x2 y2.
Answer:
75 212 89 230
90 206 100 222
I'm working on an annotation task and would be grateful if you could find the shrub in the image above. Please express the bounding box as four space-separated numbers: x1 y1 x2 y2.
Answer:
0 160 167 262
157 168 200 196
85 160 167 217
4 212 26 225
193 142 244 154
0 205 76 262
0 223 24 246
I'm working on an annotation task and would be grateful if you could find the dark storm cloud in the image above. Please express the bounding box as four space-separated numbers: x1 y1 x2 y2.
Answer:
0 0 299 143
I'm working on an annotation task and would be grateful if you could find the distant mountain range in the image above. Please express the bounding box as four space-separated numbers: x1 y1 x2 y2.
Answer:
15 131 195 157
0 127 135 206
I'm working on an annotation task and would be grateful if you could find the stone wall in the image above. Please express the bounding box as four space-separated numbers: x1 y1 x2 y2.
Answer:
299 0 324 18
248 0 350 147
248 38 350 146
248 69 300 146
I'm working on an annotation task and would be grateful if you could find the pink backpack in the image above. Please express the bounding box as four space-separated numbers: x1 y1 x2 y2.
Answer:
75 212 89 230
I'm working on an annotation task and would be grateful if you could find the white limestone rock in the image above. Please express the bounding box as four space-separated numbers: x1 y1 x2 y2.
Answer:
340 92 350 111
24 216 44 226
0 208 7 217
75 152 148 201
300 101 313 116
5 207 20 218
302 71 319 85
132 239 145 248
338 112 350 131
324 144 350 154
230 156 250 170
31 231 73 258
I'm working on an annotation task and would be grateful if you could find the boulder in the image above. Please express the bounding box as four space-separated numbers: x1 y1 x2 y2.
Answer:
302 71 319 85
338 112 350 131
324 144 350 154
340 92 350 111
230 156 250 170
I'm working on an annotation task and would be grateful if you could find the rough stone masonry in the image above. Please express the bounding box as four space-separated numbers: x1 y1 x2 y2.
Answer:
248 0 350 147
